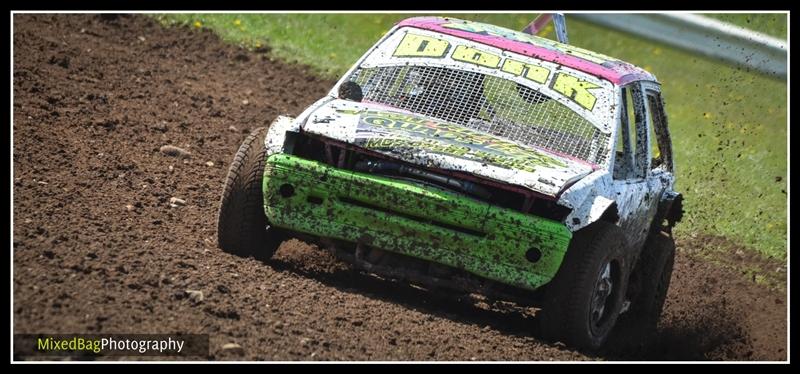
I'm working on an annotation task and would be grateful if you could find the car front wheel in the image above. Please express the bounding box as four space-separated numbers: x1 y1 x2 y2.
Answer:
539 221 631 350
217 127 284 259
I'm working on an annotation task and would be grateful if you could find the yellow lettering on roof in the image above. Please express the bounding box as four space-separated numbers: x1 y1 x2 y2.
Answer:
501 58 550 84
451 45 501 68
551 73 600 111
393 33 450 58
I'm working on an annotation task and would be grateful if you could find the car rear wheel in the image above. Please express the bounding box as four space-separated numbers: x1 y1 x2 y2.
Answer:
217 127 284 258
611 230 675 351
539 221 630 350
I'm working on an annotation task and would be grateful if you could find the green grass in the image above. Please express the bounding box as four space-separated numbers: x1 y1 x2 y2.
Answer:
701 13 787 39
153 13 787 261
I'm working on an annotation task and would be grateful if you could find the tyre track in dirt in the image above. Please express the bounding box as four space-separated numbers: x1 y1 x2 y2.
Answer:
12 14 786 361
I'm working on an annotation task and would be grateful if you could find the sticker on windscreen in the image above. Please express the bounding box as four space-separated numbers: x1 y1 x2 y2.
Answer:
354 110 567 172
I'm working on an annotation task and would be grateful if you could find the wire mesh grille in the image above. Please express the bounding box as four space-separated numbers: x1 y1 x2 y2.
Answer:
348 65 610 165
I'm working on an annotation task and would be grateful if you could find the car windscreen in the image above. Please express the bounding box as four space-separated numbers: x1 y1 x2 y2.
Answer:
340 27 617 166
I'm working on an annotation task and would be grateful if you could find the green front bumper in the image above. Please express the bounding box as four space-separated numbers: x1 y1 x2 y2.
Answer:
263 154 572 290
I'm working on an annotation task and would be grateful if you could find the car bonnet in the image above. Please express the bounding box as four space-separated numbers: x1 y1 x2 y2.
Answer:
302 99 595 197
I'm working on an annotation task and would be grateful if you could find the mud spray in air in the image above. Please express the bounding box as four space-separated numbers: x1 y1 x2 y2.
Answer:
13 14 785 360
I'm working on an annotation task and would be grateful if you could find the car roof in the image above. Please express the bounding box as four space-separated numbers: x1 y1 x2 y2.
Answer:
396 17 658 86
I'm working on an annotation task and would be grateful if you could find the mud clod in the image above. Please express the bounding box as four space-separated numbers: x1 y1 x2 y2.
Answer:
160 145 192 158
221 343 244 355
186 290 204 304
169 197 187 207
48 54 70 69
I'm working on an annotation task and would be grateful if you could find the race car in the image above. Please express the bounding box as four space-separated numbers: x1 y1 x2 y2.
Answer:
217 16 683 350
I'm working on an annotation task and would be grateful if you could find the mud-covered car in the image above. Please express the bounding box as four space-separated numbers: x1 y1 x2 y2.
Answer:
217 16 683 350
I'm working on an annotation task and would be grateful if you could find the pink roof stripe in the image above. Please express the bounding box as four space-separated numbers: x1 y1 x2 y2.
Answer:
396 17 656 85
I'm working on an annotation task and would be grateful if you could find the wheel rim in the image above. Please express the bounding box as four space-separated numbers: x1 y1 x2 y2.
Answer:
590 262 614 329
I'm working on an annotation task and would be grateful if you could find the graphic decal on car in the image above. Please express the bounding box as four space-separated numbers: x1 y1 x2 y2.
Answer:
352 110 568 172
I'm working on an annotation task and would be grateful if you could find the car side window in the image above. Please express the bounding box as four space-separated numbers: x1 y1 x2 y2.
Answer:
613 88 633 180
644 90 673 172
613 84 648 180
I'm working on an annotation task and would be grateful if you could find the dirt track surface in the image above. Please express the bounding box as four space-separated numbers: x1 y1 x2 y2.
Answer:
12 14 787 361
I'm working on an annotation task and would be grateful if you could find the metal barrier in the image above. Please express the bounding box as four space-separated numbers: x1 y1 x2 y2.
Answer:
572 13 787 78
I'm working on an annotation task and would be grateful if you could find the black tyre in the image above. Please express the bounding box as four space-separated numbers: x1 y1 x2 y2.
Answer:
539 221 631 350
612 230 675 350
217 127 284 258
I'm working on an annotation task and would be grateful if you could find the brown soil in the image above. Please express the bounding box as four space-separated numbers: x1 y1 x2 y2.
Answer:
12 14 787 361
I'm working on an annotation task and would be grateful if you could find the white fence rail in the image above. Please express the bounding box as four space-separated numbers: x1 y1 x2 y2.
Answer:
572 13 787 78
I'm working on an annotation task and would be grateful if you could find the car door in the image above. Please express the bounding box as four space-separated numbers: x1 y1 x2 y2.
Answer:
611 82 662 251
641 82 677 228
